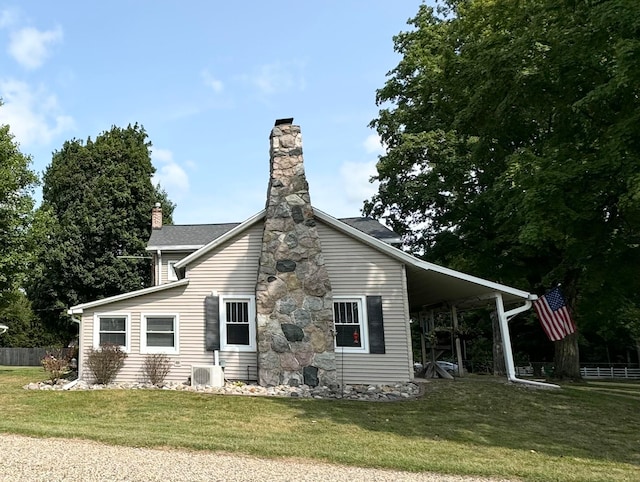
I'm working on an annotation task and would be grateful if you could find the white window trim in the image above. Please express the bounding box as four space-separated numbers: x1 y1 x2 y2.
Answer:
333 296 369 354
93 312 131 353
167 260 178 281
220 294 256 352
140 313 179 355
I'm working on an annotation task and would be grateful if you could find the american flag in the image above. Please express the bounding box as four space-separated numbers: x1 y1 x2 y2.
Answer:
533 287 577 341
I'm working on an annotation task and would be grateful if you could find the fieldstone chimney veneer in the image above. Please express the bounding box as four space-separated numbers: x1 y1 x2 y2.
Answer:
255 119 337 388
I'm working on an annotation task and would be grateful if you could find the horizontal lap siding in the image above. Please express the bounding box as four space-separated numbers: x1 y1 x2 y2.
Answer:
79 224 263 384
317 221 413 385
79 221 412 386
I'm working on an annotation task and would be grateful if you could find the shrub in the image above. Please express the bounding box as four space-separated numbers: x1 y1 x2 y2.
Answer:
86 343 127 384
41 348 70 383
142 354 172 385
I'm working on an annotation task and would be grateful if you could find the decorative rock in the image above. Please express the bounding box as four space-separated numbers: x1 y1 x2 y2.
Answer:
281 323 304 342
275 260 296 272
303 366 319 387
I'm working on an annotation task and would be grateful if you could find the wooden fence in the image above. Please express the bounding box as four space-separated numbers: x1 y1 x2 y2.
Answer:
0 347 48 366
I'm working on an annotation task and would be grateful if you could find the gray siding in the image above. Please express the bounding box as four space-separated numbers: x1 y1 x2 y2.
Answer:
78 219 412 386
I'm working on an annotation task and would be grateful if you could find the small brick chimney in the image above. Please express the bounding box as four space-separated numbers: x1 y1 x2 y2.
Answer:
151 202 162 229
255 118 337 388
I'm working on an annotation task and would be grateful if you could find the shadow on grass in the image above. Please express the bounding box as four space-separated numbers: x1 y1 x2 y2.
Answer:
267 376 640 467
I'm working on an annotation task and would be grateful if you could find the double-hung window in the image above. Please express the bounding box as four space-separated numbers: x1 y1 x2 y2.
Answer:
94 313 130 352
220 295 256 351
141 314 179 354
333 297 368 353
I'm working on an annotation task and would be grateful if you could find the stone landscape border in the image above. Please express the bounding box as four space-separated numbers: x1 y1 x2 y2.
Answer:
25 379 423 401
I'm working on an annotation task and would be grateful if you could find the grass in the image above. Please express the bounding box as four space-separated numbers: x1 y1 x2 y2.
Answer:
1 367 639 481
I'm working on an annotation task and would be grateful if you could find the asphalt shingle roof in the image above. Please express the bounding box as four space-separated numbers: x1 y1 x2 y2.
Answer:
147 217 400 250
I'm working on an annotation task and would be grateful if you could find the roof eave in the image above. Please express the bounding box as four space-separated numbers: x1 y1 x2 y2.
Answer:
67 278 190 314
313 208 533 301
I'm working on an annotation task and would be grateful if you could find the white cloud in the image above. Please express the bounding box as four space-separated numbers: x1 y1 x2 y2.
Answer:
202 70 223 93
0 79 74 147
151 148 190 200
8 25 63 69
243 61 306 95
339 160 379 204
363 133 385 155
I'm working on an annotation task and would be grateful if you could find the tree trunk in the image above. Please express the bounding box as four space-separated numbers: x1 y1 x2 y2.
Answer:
491 311 506 376
553 332 581 380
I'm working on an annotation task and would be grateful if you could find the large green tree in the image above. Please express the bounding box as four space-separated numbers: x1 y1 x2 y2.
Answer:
0 117 38 300
366 0 640 378
0 110 40 345
28 124 175 343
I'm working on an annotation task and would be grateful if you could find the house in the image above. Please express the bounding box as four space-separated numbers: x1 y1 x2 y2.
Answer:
69 119 538 387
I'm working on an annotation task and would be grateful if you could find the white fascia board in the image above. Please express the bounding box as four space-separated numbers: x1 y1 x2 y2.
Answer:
174 210 266 269
313 208 533 301
67 278 190 314
146 245 203 252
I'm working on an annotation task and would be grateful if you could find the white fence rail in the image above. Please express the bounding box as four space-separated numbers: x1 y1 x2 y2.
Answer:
580 367 640 380
513 365 640 379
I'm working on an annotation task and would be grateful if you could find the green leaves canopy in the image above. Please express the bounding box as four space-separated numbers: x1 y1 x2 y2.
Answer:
366 1 640 355
28 124 175 342
0 120 37 299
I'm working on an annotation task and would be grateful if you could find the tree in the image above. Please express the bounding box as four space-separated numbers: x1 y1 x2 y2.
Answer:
0 114 38 302
366 1 640 378
27 124 175 343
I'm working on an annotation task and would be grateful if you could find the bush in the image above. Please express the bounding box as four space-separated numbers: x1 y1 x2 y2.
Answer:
142 354 172 385
86 343 127 384
41 348 70 383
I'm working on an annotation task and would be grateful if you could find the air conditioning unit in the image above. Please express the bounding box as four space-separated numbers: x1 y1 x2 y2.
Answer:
191 365 224 387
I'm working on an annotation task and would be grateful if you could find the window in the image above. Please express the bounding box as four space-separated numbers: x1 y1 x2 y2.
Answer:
220 295 256 351
94 313 130 352
334 297 368 353
141 314 179 354
167 261 178 281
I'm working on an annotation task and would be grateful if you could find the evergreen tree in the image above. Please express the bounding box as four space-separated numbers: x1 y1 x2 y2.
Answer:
28 124 175 343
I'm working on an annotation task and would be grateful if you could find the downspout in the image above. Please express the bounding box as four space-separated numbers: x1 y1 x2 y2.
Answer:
68 316 82 388
494 292 560 389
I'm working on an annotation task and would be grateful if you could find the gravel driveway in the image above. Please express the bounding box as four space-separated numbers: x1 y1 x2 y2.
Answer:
0 433 511 481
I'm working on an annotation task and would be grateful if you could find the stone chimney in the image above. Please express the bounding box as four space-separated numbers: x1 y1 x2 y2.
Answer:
151 202 162 229
255 119 337 388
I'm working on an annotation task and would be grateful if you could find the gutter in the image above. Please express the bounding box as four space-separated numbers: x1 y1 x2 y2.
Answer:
494 293 560 389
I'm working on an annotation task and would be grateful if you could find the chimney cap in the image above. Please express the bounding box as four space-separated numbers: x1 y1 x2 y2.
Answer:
154 202 161 208
274 118 294 126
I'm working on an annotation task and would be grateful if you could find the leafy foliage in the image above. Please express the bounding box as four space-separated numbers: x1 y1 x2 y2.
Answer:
0 116 38 301
367 1 640 376
27 124 175 342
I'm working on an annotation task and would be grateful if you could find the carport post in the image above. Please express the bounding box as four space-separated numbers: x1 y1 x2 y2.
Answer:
450 305 464 376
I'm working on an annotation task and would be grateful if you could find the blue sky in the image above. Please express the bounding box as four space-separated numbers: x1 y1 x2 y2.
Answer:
0 1 429 225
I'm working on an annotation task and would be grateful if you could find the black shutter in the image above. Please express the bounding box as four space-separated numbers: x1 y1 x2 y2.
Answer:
204 295 220 351
366 295 385 354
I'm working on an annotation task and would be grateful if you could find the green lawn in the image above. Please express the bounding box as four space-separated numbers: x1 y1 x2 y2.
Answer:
1 367 639 481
